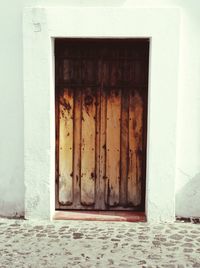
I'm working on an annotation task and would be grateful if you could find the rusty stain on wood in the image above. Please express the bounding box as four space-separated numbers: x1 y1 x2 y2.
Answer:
73 88 82 206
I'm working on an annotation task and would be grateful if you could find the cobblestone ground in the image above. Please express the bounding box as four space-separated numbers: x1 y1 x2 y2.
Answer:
0 219 200 267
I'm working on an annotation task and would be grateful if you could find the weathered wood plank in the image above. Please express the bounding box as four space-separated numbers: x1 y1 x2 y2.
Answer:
95 60 107 209
128 91 143 206
58 88 73 205
94 87 101 209
106 90 121 206
63 59 70 81
73 88 82 206
81 87 96 205
120 90 129 206
55 58 61 209
95 87 106 209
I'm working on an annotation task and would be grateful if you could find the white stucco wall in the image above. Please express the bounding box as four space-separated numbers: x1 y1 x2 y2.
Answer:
0 0 200 219
0 1 25 217
175 1 200 217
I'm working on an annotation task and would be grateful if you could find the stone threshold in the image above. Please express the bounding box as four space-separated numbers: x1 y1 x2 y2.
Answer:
53 211 146 222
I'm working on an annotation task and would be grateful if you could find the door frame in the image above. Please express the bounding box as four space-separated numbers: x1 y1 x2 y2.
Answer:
23 7 180 222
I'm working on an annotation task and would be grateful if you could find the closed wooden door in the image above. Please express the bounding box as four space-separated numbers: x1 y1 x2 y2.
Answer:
55 39 149 211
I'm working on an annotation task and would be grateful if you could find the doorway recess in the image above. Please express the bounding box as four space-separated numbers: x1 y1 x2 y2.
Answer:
55 39 149 219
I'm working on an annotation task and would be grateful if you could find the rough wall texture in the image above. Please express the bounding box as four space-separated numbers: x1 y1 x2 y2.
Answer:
0 0 200 218
175 1 200 217
0 1 25 217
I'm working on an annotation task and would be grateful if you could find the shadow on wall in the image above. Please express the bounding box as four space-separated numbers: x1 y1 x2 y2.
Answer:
176 173 200 218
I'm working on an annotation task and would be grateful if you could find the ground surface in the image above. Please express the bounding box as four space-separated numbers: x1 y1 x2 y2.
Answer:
0 219 200 267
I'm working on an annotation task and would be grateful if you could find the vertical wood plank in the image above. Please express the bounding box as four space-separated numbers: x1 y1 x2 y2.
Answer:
95 60 107 209
141 88 148 209
106 90 121 206
128 91 143 206
81 87 96 205
73 88 82 206
55 58 61 209
120 90 129 206
95 87 106 209
100 88 107 209
63 59 70 81
95 87 101 209
58 88 73 205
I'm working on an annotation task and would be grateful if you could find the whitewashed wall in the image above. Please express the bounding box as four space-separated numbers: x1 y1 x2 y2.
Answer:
0 0 200 218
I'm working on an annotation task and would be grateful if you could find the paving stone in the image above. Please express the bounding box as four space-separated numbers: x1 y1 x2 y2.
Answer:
0 219 199 267
169 234 183 240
